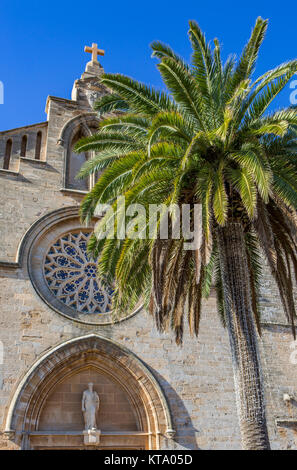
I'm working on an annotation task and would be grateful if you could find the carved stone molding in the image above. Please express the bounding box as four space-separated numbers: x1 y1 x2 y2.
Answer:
4 334 174 450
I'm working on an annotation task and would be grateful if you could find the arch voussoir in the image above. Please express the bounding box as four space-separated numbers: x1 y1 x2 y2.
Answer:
4 334 174 449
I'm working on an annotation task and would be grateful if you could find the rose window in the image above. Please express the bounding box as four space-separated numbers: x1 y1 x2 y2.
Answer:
44 231 114 314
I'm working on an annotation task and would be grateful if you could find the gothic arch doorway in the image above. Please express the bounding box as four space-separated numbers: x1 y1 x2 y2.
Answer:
4 334 175 450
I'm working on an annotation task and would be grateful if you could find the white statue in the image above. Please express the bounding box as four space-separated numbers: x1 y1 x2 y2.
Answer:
82 382 100 430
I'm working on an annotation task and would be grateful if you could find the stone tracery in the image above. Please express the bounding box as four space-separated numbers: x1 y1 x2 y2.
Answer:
44 231 113 314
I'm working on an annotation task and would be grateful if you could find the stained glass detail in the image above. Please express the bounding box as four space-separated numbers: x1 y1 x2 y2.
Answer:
44 231 113 314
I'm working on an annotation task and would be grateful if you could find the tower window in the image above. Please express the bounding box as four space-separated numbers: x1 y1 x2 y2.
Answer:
21 135 27 158
35 131 42 160
67 129 89 191
3 139 12 169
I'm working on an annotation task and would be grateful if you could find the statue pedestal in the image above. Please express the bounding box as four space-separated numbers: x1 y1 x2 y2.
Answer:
83 429 101 446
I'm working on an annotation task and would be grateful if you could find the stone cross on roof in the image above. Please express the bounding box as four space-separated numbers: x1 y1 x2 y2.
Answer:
84 43 105 64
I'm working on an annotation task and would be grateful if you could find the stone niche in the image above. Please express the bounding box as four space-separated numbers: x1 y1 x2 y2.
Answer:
39 367 139 432
4 334 174 450
32 367 144 450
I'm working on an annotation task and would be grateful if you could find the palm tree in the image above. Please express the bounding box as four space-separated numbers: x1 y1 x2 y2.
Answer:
75 18 297 450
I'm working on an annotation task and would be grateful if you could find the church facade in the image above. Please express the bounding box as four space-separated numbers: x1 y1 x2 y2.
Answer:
0 48 296 450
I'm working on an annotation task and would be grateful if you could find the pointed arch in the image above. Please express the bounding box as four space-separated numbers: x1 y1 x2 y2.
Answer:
4 334 174 449
3 139 12 169
57 113 100 192
35 131 42 160
20 135 27 158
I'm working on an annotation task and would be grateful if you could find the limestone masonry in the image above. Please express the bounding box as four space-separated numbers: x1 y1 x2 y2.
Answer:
0 52 296 450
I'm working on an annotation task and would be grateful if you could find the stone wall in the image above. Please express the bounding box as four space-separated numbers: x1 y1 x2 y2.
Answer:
0 266 296 449
0 122 48 172
39 367 139 432
0 60 296 450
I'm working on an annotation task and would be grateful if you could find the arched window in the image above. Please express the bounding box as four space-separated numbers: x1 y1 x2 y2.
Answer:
20 135 27 158
89 127 101 189
67 129 89 191
3 139 12 169
35 131 42 160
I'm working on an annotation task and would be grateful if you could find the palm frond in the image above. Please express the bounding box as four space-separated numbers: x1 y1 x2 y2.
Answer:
101 73 174 116
94 93 129 115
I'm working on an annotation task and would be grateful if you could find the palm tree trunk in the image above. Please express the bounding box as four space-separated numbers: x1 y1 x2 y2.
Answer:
217 222 270 450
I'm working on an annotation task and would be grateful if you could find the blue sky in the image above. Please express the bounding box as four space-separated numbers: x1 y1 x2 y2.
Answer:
0 0 296 131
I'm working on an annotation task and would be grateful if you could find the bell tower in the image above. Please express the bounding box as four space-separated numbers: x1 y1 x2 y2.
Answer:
71 42 108 109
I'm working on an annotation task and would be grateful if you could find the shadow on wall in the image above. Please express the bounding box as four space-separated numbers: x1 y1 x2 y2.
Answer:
148 366 200 450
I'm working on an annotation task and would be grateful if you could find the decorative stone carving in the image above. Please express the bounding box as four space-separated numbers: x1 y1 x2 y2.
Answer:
4 334 175 449
3 430 15 440
83 429 101 446
82 382 100 430
27 211 141 324
165 428 176 439
44 231 114 314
